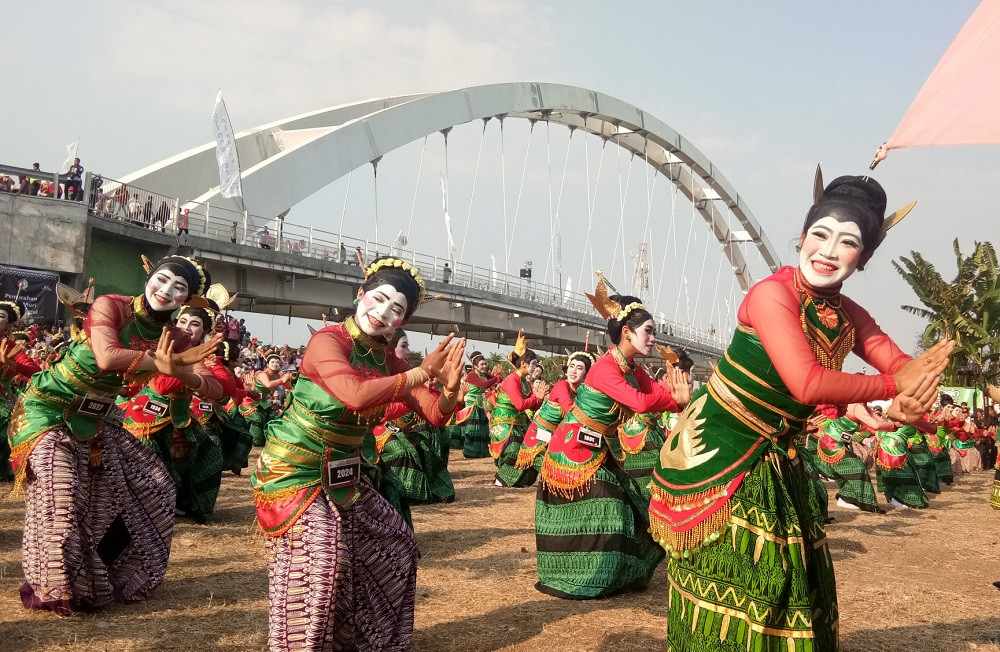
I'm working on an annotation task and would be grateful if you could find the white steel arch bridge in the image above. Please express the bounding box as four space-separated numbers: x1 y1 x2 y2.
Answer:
104 82 782 357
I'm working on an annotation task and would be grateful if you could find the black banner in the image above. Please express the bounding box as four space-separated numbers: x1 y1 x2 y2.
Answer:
0 265 59 322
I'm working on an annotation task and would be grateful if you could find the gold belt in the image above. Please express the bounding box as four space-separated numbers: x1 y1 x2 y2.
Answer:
570 407 614 436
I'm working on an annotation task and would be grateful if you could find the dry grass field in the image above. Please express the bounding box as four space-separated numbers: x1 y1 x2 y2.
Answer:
1 456 998 651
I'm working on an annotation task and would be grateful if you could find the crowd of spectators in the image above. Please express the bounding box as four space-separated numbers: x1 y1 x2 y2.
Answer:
0 159 85 201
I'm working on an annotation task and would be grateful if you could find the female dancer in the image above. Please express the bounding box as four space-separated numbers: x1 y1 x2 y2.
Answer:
7 255 221 614
648 172 952 650
516 350 594 476
250 257 466 651
491 331 544 487
535 282 689 599
0 301 40 482
371 330 455 505
450 351 500 457
876 423 930 509
243 353 292 446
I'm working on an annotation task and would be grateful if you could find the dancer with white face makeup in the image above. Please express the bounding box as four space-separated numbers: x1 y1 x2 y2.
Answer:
8 255 222 615
251 257 466 651
516 350 594 476
490 331 544 488
648 170 955 651
535 280 689 599
445 350 502 458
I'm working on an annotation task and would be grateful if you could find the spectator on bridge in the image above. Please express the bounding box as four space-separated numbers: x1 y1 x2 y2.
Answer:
353 246 364 266
258 226 273 249
127 193 143 224
155 200 171 232
230 221 239 243
142 196 154 227
442 262 452 284
29 162 42 196
339 242 347 263
0 176 12 192
177 208 190 235
19 175 31 194
65 157 84 201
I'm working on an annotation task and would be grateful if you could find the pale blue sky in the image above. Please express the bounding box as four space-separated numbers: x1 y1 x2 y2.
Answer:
3 1 994 355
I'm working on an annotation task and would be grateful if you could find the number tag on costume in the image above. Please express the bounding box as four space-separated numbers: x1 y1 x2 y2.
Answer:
77 394 114 418
576 426 603 449
142 399 169 417
535 427 552 443
198 401 213 412
326 456 361 489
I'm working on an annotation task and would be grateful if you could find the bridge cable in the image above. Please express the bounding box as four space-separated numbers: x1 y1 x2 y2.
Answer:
459 118 488 262
337 169 353 244
706 203 728 340
654 162 679 314
544 120 555 286
543 123 574 287
405 136 429 242
692 200 713 323
499 118 510 275
371 159 381 245
504 120 536 275
673 169 697 321
637 139 657 299
576 134 607 292
608 143 635 287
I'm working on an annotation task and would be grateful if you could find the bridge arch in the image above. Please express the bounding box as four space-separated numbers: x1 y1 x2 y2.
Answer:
120 82 780 290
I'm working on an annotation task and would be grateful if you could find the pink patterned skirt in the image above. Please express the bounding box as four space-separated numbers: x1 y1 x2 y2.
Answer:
265 482 418 651
19 423 175 614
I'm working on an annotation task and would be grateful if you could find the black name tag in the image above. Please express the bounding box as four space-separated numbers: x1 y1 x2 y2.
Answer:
77 395 114 418
198 402 213 412
576 427 603 449
142 399 169 417
326 456 362 489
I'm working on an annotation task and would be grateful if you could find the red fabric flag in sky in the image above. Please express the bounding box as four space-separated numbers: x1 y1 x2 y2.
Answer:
873 0 1000 165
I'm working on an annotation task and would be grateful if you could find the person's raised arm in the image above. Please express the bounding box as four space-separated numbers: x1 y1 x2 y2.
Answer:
499 371 542 411
586 357 679 414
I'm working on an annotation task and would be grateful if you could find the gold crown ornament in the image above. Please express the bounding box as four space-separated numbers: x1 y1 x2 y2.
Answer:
584 272 646 321
507 329 529 364
0 300 24 322
363 257 427 303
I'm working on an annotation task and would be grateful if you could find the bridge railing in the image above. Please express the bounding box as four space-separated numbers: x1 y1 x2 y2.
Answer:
84 173 726 352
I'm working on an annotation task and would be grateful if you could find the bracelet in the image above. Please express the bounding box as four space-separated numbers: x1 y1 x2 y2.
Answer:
404 367 431 390
389 372 406 402
124 351 147 380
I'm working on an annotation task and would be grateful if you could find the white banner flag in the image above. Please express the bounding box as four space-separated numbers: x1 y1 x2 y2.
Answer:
212 91 244 200
62 141 79 172
562 276 573 304
441 175 456 261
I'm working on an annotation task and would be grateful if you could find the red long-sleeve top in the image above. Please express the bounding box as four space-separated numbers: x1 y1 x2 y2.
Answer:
464 370 500 390
547 379 576 413
737 267 909 405
585 352 681 414
299 324 453 427
498 371 543 412
5 351 41 379
83 295 222 400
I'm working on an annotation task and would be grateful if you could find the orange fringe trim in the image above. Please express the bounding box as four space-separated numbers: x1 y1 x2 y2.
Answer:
514 443 545 470
648 481 731 511
991 480 1000 511
618 424 648 455
648 500 732 557
539 450 606 499
817 445 846 465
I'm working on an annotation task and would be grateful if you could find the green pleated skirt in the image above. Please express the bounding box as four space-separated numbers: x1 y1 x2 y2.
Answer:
495 425 538 488
460 407 491 458
876 461 929 508
380 429 455 504
664 454 837 652
535 465 664 599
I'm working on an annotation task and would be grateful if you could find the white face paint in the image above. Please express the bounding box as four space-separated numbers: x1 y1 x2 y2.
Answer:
0 311 9 333
267 357 281 372
145 269 191 312
565 359 588 386
798 216 864 288
625 318 657 356
176 313 206 343
354 283 409 338
474 358 488 375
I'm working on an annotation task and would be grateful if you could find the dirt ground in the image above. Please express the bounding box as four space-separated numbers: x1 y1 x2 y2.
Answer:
0 456 998 651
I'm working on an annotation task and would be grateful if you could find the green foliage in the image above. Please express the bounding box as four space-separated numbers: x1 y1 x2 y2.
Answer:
894 239 1000 387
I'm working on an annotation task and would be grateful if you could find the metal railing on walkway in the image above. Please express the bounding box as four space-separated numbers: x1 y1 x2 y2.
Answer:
83 172 726 352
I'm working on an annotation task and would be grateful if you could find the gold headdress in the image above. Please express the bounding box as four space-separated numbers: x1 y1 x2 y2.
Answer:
140 254 210 297
584 272 646 321
363 257 427 304
182 283 238 327
567 350 596 369
0 300 24 322
656 344 680 367
507 329 529 364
